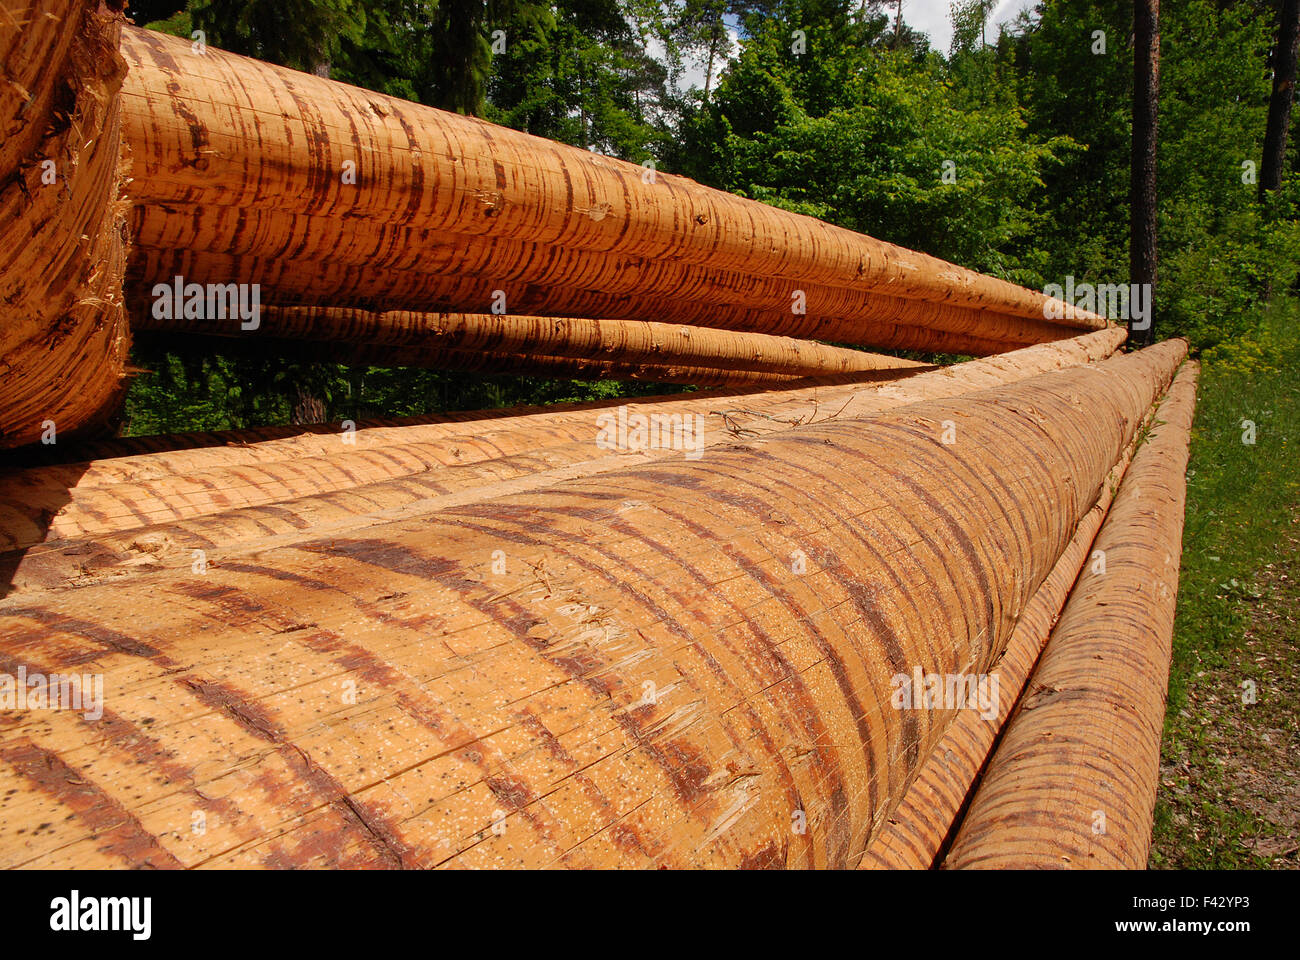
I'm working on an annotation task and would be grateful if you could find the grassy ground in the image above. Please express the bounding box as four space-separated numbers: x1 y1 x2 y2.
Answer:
1150 301 1300 868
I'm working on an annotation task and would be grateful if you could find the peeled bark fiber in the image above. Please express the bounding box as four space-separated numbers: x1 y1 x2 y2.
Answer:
128 204 1088 352
134 306 927 378
116 26 1100 330
1 329 1124 595
855 388 1159 869
0 0 76 173
943 360 1199 870
127 247 1061 359
0 0 131 449
0 339 1182 868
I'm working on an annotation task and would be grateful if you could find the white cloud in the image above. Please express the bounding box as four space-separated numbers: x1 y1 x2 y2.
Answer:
901 0 1038 55
648 25 742 95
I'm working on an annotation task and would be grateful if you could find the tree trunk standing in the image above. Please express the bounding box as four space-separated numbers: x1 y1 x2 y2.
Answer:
429 0 488 115
1261 0 1300 198
704 17 721 102
291 380 327 425
1130 0 1160 348
894 0 904 50
578 63 588 150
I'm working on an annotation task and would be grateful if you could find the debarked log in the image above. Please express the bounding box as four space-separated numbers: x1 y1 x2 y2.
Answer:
0 340 1184 868
128 204 1088 351
0 326 1127 485
943 360 1199 870
133 305 927 378
0 330 1125 591
855 370 1166 868
126 246 1057 358
0 0 131 449
117 26 1100 329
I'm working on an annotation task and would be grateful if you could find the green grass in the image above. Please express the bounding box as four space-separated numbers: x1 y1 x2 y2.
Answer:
1150 300 1300 868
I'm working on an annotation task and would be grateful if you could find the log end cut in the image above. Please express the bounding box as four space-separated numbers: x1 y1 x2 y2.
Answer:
0 0 132 450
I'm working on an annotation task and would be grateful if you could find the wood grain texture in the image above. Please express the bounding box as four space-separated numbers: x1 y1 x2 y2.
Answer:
0 0 131 449
134 306 927 378
943 360 1199 869
126 245 1067 359
134 331 814 387
127 204 1086 354
0 340 1182 869
855 377 1169 869
1 329 1124 596
116 26 1102 342
1 326 1126 479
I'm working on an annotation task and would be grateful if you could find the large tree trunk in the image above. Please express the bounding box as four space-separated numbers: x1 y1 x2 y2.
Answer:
946 360 1198 870
1130 0 1160 349
0 0 132 449
116 27 1104 353
1260 0 1300 198
189 335 814 387
289 378 327 425
0 329 1126 583
0 329 1125 592
703 14 721 101
859 353 1179 870
861 430 1149 869
0 339 1184 868
129 204 1083 356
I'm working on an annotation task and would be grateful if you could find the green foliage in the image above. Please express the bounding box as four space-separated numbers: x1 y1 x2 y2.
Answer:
139 8 192 36
673 16 1072 283
486 0 669 157
1002 0 1132 286
121 342 691 436
1151 300 1300 868
1001 0 1296 347
1153 0 1294 346
949 0 997 56
191 0 366 71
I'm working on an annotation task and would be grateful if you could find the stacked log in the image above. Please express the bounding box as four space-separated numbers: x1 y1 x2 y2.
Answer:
943 361 1199 869
135 308 928 379
116 26 1105 365
855 364 1176 868
1 329 1124 596
0 0 131 449
127 225 1075 357
0 339 1183 868
131 304 932 387
0 8 1198 873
